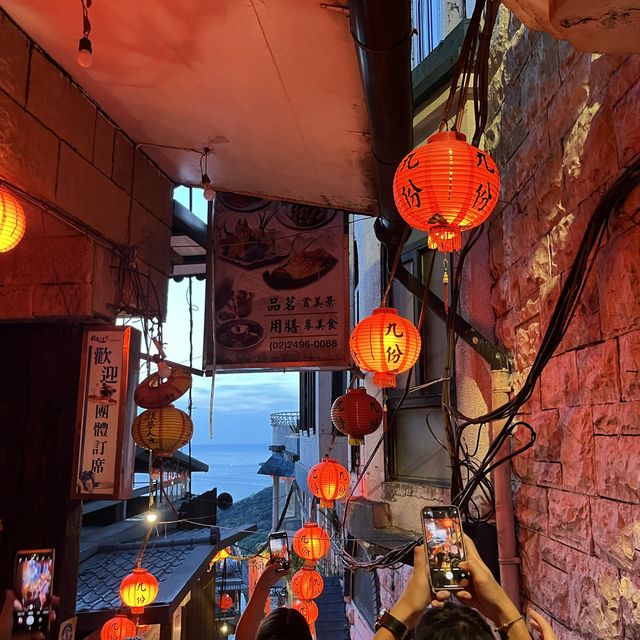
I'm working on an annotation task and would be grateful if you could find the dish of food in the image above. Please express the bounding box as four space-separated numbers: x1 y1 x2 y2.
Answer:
263 247 338 290
276 204 337 230
218 216 289 269
216 319 265 350
216 289 254 323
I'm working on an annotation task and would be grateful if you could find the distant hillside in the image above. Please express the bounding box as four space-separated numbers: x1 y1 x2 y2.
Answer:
218 486 272 552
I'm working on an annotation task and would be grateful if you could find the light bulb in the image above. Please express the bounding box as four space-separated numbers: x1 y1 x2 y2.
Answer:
202 173 215 202
77 37 93 68
145 511 158 524
220 623 229 635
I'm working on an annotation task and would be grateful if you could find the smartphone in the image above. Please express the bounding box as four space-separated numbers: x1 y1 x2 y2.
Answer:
268 532 290 569
13 549 55 635
421 506 468 591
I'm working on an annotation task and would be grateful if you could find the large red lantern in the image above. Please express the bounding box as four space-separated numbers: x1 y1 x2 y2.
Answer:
293 522 330 564
218 593 233 611
350 308 421 389
291 567 324 600
292 599 319 626
119 567 159 614
100 614 137 640
0 188 26 253
392 131 500 252
307 457 349 509
331 387 383 445
131 405 193 457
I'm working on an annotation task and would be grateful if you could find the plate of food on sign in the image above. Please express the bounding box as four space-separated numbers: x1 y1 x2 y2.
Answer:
276 203 337 230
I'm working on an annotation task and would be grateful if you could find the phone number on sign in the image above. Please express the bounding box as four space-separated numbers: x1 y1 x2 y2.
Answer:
269 339 338 351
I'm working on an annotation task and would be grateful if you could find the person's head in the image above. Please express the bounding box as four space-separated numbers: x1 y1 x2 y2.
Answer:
256 607 313 640
415 602 494 640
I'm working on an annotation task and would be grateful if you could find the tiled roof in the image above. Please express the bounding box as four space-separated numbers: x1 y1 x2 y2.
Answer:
257 453 295 478
315 576 349 640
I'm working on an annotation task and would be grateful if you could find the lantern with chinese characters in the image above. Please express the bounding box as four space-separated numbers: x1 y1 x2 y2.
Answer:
131 405 193 457
0 188 26 253
331 387 383 445
100 614 137 640
119 567 159 614
307 457 349 509
392 131 500 252
293 522 330 564
292 599 319 626
350 308 421 389
218 593 233 611
291 567 324 600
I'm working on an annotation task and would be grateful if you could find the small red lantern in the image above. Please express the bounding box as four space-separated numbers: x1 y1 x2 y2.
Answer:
100 614 137 640
218 593 233 611
119 567 159 614
0 188 26 253
293 522 330 564
331 387 383 445
292 599 319 626
307 457 349 509
350 308 421 388
392 131 500 252
291 567 324 600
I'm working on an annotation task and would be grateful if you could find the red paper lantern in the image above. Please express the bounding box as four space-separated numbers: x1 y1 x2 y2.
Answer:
331 387 383 445
292 599 319 626
100 614 137 640
119 567 159 614
291 567 324 600
392 131 500 252
131 405 193 457
218 593 233 610
293 522 330 564
350 307 421 388
0 188 26 253
307 457 349 509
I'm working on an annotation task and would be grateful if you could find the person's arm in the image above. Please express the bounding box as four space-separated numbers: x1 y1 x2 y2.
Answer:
0 590 58 640
235 564 288 640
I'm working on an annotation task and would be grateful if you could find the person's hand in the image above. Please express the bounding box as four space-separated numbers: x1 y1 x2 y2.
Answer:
528 608 557 640
255 562 289 593
0 590 58 640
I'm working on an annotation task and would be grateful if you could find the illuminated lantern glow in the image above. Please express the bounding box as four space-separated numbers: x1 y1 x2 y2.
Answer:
119 567 159 614
331 387 383 445
0 188 26 253
293 522 330 564
292 599 319 626
291 567 324 600
213 547 231 562
131 405 193 457
218 593 233 611
100 614 137 640
307 457 350 509
392 131 500 252
349 308 421 388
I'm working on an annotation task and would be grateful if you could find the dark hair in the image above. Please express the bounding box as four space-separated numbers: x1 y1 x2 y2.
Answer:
256 607 313 640
415 602 494 640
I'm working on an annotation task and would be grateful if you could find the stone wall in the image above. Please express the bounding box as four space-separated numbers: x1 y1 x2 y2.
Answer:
481 7 640 639
0 10 172 320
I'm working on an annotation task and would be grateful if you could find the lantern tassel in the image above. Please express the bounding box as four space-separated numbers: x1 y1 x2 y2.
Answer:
443 258 450 315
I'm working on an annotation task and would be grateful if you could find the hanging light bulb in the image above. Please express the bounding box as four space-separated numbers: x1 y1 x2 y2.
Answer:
145 510 158 524
77 0 94 68
202 173 216 202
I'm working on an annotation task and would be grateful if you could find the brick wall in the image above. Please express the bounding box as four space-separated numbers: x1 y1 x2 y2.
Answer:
0 10 172 320
480 7 640 639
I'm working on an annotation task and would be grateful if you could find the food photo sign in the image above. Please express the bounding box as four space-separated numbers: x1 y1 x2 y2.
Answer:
206 193 350 369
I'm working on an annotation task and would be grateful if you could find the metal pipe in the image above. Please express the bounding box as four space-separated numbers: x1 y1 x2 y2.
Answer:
490 368 520 605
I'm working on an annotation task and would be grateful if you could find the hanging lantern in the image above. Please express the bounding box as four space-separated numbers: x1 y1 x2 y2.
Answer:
134 367 192 409
119 567 159 614
131 405 193 457
331 387 383 445
100 614 137 640
0 188 26 253
307 457 349 509
350 307 421 389
392 131 500 252
292 599 319 626
218 593 233 611
291 567 324 600
293 522 330 564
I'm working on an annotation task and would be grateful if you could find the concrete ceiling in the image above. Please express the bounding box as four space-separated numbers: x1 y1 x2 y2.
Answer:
3 0 378 213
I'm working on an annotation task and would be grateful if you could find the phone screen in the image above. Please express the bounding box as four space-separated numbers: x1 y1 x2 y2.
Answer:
422 506 468 590
268 533 290 568
13 549 54 634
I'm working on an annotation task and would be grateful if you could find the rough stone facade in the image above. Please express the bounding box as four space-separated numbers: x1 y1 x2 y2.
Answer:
479 8 640 639
0 11 172 320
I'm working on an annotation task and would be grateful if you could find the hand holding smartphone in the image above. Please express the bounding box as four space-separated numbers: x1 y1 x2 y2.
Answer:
13 549 55 636
421 506 468 591
267 532 290 570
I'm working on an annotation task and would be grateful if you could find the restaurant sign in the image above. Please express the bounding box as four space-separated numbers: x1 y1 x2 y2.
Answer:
206 193 350 370
72 326 140 500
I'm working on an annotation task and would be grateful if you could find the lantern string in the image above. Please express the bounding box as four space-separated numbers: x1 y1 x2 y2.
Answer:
187 276 194 495
381 225 410 307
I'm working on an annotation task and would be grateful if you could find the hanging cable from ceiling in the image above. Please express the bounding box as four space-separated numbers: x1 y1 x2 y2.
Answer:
77 0 93 68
